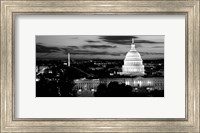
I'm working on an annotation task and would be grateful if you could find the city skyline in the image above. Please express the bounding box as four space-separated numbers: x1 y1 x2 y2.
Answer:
36 35 164 60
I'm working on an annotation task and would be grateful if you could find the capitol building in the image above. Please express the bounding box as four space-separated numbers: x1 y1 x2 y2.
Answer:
121 38 145 76
69 37 164 95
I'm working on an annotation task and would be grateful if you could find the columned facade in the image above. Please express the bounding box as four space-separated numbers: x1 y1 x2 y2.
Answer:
73 77 164 91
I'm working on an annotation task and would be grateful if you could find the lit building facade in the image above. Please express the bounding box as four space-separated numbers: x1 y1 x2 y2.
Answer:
73 77 164 91
73 78 100 90
121 38 145 76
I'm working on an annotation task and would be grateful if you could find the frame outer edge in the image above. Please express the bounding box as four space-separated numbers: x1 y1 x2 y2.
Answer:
1 0 200 132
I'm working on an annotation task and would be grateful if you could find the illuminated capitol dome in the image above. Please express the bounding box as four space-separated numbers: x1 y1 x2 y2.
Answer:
121 38 145 76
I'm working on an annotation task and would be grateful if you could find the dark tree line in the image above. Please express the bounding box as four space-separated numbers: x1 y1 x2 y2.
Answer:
94 81 164 97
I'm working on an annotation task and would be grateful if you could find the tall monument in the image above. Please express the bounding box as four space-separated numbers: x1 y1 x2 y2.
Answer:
68 53 70 67
121 38 145 76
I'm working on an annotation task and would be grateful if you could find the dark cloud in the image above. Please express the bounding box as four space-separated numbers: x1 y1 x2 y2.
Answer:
67 46 79 49
152 46 164 48
86 40 101 43
64 49 122 56
140 52 164 56
36 43 60 53
62 48 75 53
135 40 164 44
135 43 163 49
82 44 117 49
99 36 163 45
73 51 108 55
62 46 79 53
99 36 137 45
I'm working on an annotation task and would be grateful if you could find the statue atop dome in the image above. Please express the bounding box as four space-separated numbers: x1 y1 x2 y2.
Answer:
132 38 134 43
121 38 145 76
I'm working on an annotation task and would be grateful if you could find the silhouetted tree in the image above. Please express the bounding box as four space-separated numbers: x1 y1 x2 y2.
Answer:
36 75 48 96
107 81 120 96
121 84 133 97
59 71 76 97
95 82 134 97
94 84 108 97
150 90 164 97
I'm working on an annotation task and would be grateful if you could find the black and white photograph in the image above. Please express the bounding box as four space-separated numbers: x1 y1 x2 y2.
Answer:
36 35 164 97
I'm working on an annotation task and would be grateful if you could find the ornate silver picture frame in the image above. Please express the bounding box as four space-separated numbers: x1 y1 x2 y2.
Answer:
1 0 199 132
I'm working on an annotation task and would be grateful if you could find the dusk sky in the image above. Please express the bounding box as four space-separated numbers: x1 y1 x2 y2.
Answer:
36 35 164 60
